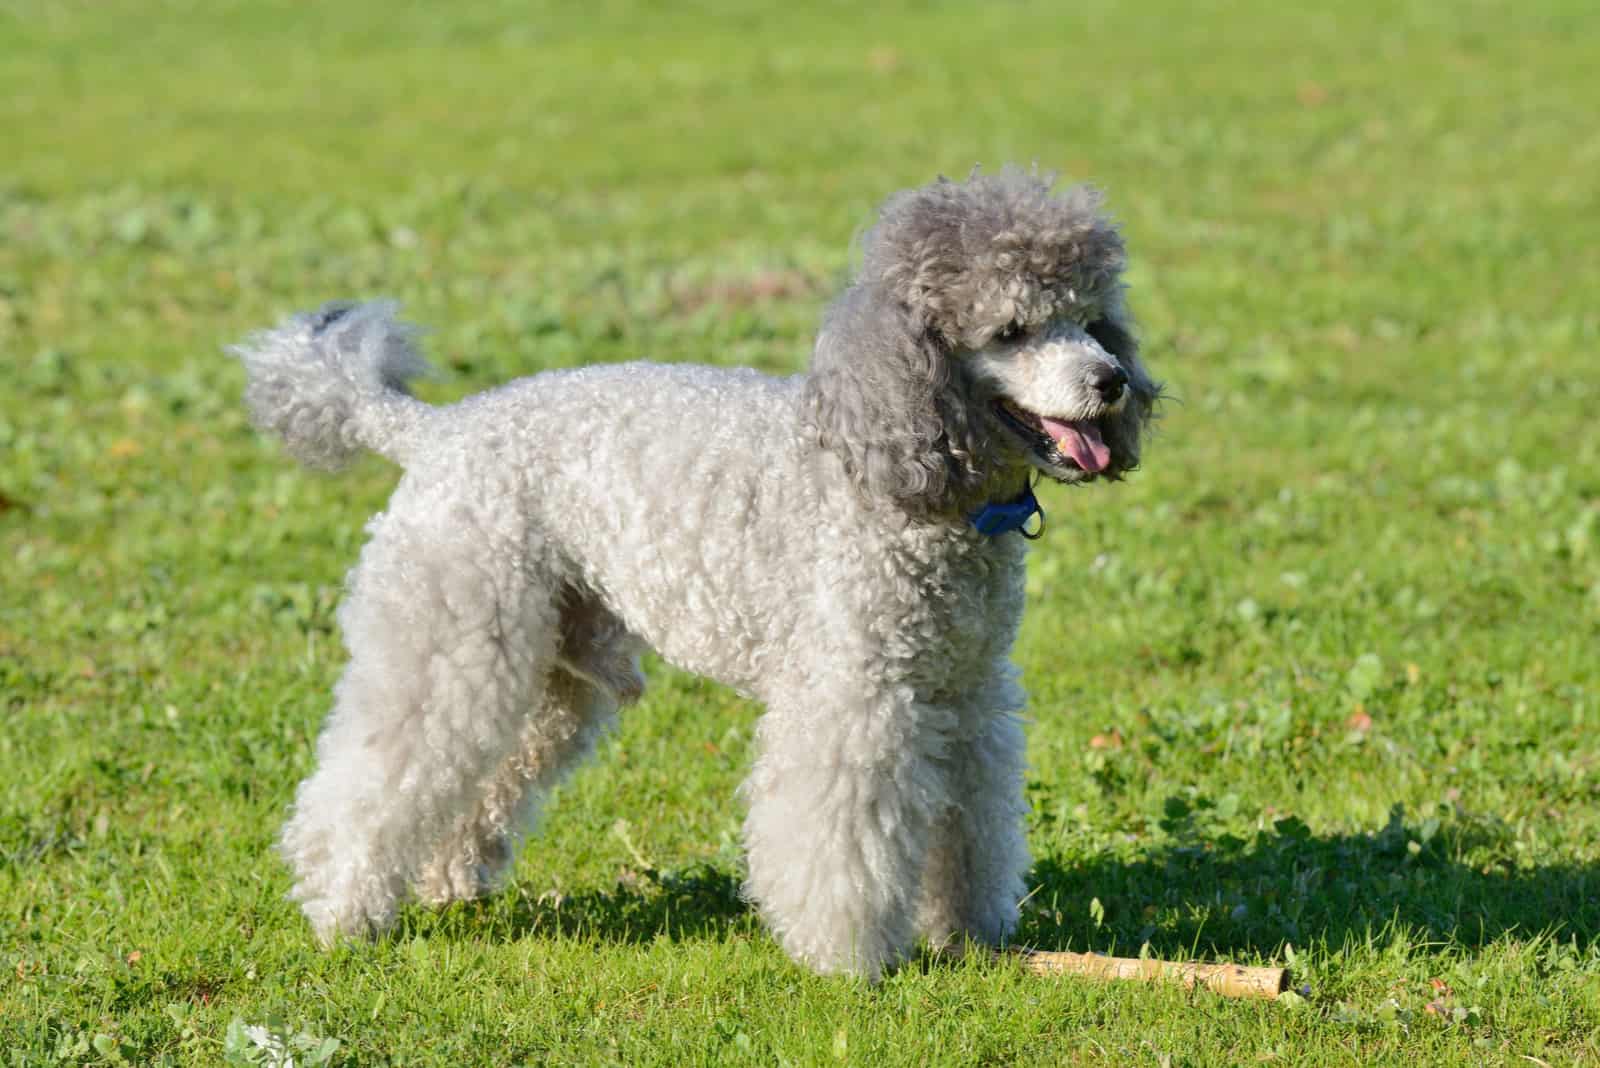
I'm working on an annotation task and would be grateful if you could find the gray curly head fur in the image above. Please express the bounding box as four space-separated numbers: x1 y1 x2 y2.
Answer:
229 300 434 469
803 168 1149 514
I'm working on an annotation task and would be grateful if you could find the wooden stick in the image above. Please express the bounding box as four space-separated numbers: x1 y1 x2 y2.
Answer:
1012 948 1287 1000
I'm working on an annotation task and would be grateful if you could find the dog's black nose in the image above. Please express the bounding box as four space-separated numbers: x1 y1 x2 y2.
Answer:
1089 364 1128 401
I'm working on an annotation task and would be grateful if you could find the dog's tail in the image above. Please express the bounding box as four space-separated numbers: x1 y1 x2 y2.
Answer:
229 301 435 470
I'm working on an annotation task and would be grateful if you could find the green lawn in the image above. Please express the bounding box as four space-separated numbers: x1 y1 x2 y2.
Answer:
4 0 1599 1063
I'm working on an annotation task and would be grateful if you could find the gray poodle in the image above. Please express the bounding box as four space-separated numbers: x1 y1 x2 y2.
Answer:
232 168 1160 979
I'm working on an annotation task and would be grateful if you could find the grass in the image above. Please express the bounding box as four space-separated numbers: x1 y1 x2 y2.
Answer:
3 0 1599 1063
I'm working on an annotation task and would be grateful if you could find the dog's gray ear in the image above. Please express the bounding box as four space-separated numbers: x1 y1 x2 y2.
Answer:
1086 314 1137 361
801 282 989 514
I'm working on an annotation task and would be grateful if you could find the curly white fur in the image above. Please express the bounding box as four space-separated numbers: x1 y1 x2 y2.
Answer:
232 168 1159 979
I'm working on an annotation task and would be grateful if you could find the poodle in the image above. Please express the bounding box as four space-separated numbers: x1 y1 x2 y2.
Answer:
231 168 1161 979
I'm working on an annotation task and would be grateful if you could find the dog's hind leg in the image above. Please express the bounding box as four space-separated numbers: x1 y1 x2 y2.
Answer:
278 484 559 945
415 665 623 905
416 588 644 904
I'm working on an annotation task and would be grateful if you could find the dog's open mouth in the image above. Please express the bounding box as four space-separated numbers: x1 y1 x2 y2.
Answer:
993 400 1112 474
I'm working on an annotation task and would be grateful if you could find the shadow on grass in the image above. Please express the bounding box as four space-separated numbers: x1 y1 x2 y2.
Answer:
427 806 1597 961
1017 803 1600 961
493 862 755 945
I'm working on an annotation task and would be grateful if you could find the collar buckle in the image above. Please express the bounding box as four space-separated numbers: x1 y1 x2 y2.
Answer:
969 480 1045 539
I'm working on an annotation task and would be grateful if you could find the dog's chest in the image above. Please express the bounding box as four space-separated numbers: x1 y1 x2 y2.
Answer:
872 531 1026 691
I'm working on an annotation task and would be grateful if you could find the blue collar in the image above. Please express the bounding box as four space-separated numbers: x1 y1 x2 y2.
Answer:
969 482 1044 538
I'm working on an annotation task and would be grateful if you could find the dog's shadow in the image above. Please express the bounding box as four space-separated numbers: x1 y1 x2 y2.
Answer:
434 804 1599 961
1015 803 1600 963
487 862 756 946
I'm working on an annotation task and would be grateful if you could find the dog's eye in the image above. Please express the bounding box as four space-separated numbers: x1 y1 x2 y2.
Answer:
995 322 1025 344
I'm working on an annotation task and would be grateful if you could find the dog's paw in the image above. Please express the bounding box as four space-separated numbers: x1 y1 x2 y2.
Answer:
415 855 500 907
300 897 388 948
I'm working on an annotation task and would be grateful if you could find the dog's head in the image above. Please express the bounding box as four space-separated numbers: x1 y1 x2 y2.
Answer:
804 168 1161 515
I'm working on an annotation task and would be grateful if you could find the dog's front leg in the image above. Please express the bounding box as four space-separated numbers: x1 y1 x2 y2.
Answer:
915 691 1031 954
739 687 951 980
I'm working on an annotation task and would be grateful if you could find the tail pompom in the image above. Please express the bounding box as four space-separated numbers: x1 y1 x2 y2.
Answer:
229 300 434 469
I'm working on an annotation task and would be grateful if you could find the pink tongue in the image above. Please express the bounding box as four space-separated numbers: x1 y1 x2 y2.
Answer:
1039 416 1111 472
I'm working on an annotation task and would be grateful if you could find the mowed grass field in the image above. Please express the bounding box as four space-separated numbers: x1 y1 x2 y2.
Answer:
4 0 1599 1063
